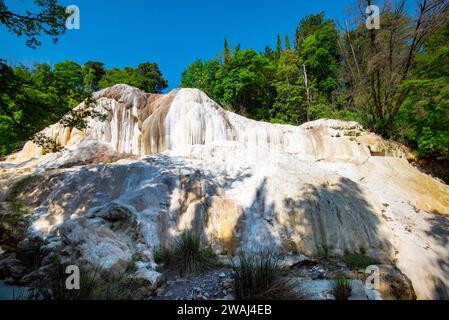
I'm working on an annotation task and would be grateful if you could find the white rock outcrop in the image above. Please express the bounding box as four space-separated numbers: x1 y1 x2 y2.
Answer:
1 84 448 299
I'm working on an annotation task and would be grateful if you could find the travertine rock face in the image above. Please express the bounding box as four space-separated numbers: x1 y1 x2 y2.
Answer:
8 84 404 162
1 84 449 299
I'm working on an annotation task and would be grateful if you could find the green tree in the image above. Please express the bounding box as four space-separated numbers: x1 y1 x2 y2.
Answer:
99 63 168 93
223 38 231 66
53 61 84 106
271 50 307 124
276 33 283 55
136 62 168 93
395 19 449 180
214 49 275 118
180 59 221 97
294 12 326 52
0 0 67 48
82 61 106 92
301 22 339 98
284 35 291 51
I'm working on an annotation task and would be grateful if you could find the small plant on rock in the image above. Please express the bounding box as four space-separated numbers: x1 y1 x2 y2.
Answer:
232 251 301 300
343 253 378 269
331 278 353 300
160 231 220 276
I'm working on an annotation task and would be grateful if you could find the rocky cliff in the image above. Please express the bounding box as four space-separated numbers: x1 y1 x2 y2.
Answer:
1 84 448 299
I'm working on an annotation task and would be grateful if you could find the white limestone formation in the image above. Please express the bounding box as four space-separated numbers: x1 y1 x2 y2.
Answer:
1 84 448 299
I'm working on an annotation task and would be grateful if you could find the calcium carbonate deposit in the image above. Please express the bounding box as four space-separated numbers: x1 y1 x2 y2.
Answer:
1 84 448 299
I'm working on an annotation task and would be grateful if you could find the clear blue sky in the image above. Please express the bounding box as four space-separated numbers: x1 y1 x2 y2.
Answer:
1 0 356 90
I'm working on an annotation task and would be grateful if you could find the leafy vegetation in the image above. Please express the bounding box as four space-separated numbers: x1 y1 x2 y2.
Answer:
1 0 448 181
343 253 378 270
0 0 67 48
232 251 301 300
181 1 449 181
331 278 353 300
155 231 220 276
0 59 167 157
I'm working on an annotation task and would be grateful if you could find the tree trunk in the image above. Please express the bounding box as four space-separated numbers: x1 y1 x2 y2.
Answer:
303 64 312 122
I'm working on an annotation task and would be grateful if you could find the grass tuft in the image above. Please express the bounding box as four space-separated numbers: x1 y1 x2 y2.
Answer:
343 253 378 269
232 251 302 300
156 231 220 276
331 278 353 300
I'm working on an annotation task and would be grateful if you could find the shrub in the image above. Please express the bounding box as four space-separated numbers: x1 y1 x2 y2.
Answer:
232 251 301 300
160 231 220 276
153 247 166 264
331 278 353 300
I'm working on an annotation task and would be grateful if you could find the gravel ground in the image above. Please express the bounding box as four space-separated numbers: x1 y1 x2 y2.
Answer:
152 267 234 300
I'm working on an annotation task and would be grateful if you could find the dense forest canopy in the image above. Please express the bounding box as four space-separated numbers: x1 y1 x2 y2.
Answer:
1 0 449 181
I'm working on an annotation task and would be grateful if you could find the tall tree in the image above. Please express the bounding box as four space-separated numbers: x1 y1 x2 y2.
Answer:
295 12 326 52
276 33 283 55
214 49 275 118
271 50 307 124
223 38 231 66
99 63 168 93
180 59 221 96
395 17 449 179
136 62 168 93
341 0 449 134
284 35 291 51
300 20 340 98
82 61 106 92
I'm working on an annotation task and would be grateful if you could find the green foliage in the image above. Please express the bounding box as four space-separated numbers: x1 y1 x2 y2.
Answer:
270 50 307 124
99 63 168 93
82 61 106 92
394 22 449 167
300 22 339 98
126 252 143 274
214 49 276 118
397 79 449 162
182 49 276 119
343 253 378 270
0 200 28 226
181 12 339 123
180 59 221 97
331 278 353 300
31 133 62 153
295 12 327 51
153 247 166 265
0 59 167 157
0 0 67 48
180 7 449 182
232 251 300 300
158 231 220 276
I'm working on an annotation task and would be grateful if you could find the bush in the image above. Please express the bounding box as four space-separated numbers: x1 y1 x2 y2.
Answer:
331 278 353 300
343 253 378 270
232 251 301 300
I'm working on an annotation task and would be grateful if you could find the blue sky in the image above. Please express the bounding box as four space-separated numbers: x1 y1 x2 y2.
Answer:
1 0 356 90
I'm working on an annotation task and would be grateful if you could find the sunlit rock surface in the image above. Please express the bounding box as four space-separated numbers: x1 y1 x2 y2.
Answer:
1 84 449 299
